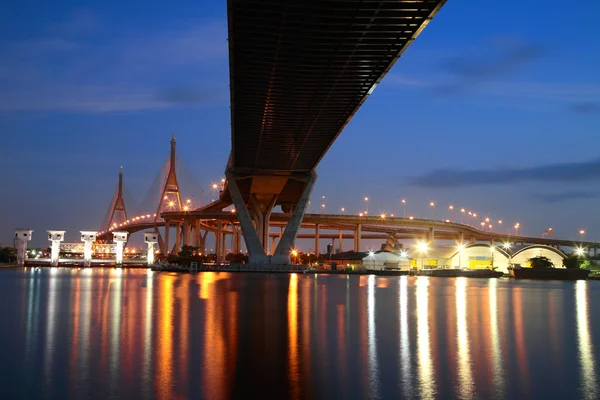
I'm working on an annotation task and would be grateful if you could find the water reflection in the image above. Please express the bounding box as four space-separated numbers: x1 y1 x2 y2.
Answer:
576 281 599 399
367 275 380 398
488 279 505 395
455 277 474 399
5 269 600 399
399 276 412 397
416 277 436 399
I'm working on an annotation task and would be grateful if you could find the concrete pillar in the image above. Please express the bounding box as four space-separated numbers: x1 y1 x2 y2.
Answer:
222 229 227 259
113 231 128 266
315 224 320 256
225 170 268 263
14 230 33 266
183 219 190 247
355 224 362 252
144 232 159 265
339 230 343 253
174 222 182 254
273 170 317 263
48 230 66 267
164 220 170 256
234 228 241 254
216 220 223 263
80 231 97 267
428 227 435 243
200 230 207 255
459 232 464 244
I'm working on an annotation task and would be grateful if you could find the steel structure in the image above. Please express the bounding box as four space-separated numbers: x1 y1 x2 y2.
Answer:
225 0 447 263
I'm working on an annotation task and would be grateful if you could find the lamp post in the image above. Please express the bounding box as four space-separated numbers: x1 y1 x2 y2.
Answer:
449 205 454 222
580 230 586 241
514 223 520 236
211 183 218 202
341 207 345 214
364 197 369 215
430 202 435 220
461 208 466 224
402 199 406 218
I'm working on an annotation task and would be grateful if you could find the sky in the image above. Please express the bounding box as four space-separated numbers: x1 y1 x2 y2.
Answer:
1 0 600 249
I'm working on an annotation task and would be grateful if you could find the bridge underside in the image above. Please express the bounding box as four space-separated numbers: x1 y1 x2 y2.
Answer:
226 0 446 263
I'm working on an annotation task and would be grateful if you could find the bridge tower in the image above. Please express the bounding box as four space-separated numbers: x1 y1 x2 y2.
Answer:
155 133 183 219
106 167 128 231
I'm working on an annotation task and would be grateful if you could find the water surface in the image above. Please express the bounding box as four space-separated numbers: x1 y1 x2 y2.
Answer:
1 268 598 399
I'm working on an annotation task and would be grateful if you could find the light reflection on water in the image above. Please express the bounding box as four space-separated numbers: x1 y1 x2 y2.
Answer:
1 268 600 399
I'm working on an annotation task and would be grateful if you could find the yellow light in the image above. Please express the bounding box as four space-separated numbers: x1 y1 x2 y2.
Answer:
416 242 428 253
503 242 511 249
380 213 386 219
365 197 369 201
430 202 435 207
212 183 218 189
485 217 490 222
402 199 406 204
169 201 175 207
359 212 363 217
449 205 454 210
291 249 298 257
183 205 189 211
186 198 191 203
457 244 465 252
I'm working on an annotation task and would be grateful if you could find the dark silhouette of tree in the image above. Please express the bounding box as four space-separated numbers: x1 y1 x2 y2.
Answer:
529 256 554 269
563 254 582 269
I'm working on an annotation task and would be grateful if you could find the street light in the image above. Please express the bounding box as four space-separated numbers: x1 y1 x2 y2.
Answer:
211 183 218 201
341 207 345 213
291 249 298 264
460 208 466 224
416 241 429 270
503 242 512 266
580 230 586 240
364 197 369 215
514 223 520 236
402 199 407 218
449 205 454 221
429 201 435 220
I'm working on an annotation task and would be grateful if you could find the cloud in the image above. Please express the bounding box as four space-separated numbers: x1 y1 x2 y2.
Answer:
0 19 228 112
157 85 225 105
434 37 545 94
530 190 600 204
409 158 600 188
571 102 600 115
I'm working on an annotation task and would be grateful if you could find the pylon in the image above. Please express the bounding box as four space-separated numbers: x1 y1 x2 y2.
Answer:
155 133 183 220
107 166 128 231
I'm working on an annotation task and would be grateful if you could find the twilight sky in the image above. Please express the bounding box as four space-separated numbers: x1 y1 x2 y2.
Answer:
1 0 600 249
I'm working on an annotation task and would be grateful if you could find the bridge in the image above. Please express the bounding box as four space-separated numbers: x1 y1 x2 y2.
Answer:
19 1 597 268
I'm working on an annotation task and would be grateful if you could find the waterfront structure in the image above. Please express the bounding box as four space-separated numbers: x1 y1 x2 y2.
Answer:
112 231 128 266
80 231 97 267
144 232 159 266
14 229 33 265
47 230 65 267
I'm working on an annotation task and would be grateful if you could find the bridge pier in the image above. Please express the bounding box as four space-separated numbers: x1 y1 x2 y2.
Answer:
113 231 128 267
174 222 182 255
225 169 316 265
339 230 343 253
183 219 190 247
14 230 33 266
354 224 362 252
144 232 159 265
164 220 170 256
315 224 320 256
215 220 223 263
80 231 97 267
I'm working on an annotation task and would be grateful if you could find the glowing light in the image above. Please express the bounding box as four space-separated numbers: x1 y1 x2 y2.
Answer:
416 242 428 253
341 207 345 212
576 247 586 256
409 216 414 220
380 213 386 219
429 202 435 207
400 251 408 259
359 213 364 217
291 249 298 257
368 251 375 258
183 206 189 211
169 201 175 208
186 198 191 203
503 242 511 250
449 205 454 210
457 244 465 252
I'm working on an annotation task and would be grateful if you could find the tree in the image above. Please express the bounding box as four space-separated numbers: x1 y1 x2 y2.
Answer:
563 254 582 269
529 256 554 269
178 245 194 258
581 259 599 271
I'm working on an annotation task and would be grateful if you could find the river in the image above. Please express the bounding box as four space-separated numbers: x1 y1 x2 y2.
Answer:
0 268 598 399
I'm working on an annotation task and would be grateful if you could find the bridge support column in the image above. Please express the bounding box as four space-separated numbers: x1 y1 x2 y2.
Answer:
226 169 317 265
215 220 223 263
339 230 343 253
459 232 464 244
234 228 241 254
355 224 362 252
164 221 170 256
183 219 190 247
428 227 435 243
48 230 66 267
174 222 182 255
314 224 320 256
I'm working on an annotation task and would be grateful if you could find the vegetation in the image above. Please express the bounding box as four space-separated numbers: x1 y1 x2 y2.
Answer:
563 254 582 269
0 247 16 263
528 256 554 269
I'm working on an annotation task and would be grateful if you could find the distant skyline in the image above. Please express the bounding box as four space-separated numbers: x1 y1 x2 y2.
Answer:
1 0 600 249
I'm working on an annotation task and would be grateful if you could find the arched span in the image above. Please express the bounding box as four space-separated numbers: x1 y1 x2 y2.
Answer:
512 244 567 260
448 242 511 261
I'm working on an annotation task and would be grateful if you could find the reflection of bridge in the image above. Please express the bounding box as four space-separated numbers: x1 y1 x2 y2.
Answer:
89 1 595 265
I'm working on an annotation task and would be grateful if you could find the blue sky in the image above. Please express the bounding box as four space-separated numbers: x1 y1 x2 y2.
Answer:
1 0 599 249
